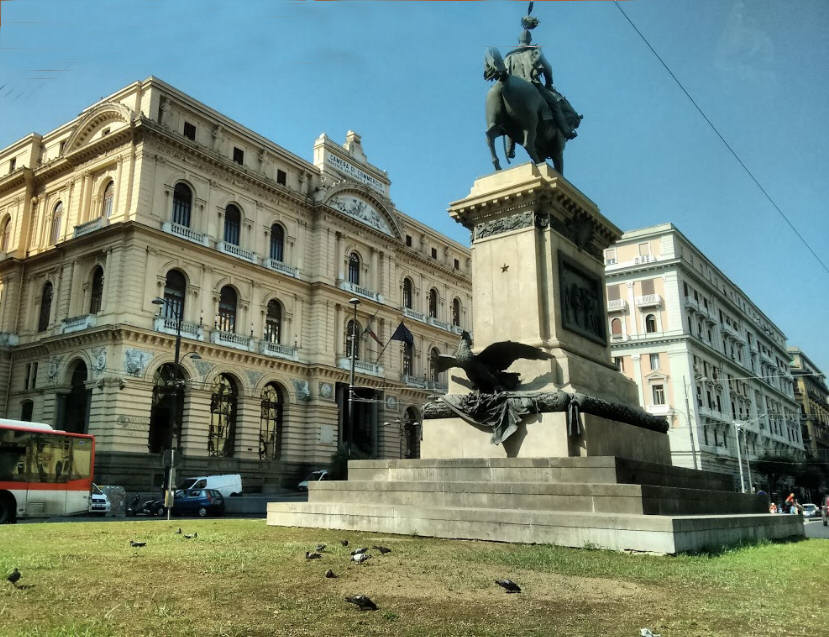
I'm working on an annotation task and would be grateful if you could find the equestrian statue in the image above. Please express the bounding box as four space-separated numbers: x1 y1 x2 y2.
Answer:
484 3 582 174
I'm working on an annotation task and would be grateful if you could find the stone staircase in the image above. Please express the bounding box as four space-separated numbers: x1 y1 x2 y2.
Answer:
267 456 804 554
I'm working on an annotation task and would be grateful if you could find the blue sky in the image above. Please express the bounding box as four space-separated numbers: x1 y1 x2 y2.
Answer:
1 0 827 372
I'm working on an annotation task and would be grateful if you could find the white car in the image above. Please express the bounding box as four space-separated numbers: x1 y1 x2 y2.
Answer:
88 483 111 516
297 470 328 491
801 503 819 519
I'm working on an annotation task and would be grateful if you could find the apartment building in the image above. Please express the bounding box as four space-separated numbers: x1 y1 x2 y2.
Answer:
789 347 829 464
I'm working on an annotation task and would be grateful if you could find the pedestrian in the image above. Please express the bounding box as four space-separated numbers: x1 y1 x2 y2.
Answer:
768 502 777 514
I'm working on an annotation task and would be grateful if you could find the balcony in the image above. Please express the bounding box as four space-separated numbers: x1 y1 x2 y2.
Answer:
428 316 452 331
635 294 662 308
402 374 428 389
683 297 699 312
161 221 210 247
210 330 253 351
337 357 384 377
62 314 97 334
646 404 672 416
73 217 109 239
403 307 426 323
153 316 204 341
607 298 627 312
263 258 299 278
339 280 383 303
0 332 18 346
217 241 258 264
450 324 464 335
259 340 299 361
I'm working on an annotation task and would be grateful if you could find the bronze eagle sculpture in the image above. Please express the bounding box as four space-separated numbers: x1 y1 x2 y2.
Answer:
436 331 552 393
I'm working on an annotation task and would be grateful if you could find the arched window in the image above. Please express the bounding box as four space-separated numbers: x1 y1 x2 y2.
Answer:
348 252 360 285
346 319 361 360
452 298 461 327
429 347 441 382
260 383 284 460
89 266 104 315
38 282 53 332
264 299 282 344
148 363 185 453
611 317 622 337
645 314 657 333
402 341 414 376
218 286 237 332
224 204 241 246
101 181 114 218
50 202 63 245
163 270 186 322
60 360 89 434
402 278 413 310
0 216 9 252
270 224 284 262
208 374 237 457
428 289 438 319
172 183 192 227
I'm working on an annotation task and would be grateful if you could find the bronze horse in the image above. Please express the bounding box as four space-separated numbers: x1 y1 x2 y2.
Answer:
484 47 574 174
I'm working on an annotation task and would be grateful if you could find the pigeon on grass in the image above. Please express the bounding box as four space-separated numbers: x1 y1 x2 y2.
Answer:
350 547 368 556
7 568 21 587
324 569 337 579
372 545 391 555
495 578 521 593
130 540 146 548
345 595 377 611
340 539 349 547
305 551 322 560
184 532 198 539
315 544 326 552
351 553 371 564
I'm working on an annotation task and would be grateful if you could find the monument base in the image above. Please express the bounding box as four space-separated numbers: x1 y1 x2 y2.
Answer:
267 456 804 554
420 413 671 465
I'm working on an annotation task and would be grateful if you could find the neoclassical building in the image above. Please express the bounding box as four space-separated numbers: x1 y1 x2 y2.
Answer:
788 347 829 466
0 77 472 491
604 224 803 489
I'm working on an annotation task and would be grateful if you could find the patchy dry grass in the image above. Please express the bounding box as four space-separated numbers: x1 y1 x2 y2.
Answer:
0 520 826 636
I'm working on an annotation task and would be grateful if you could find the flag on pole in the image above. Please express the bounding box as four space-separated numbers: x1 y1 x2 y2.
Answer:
390 322 414 346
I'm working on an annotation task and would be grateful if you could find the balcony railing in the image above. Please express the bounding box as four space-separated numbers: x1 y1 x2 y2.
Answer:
428 316 452 331
635 294 662 308
402 374 428 388
153 316 204 341
62 314 97 334
337 357 384 377
402 307 426 322
450 324 464 335
426 379 448 393
0 332 18 346
339 280 383 303
162 221 210 247
73 217 109 239
210 330 252 351
607 298 627 312
217 241 258 264
683 297 699 311
264 258 299 278
646 404 672 416
259 340 299 361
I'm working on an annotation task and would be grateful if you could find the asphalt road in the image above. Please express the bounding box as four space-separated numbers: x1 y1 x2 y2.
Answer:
804 518 829 539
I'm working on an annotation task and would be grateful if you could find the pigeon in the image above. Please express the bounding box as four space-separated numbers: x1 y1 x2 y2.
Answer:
315 544 326 552
130 540 146 548
372 545 391 555
345 595 377 611
7 568 20 587
184 532 198 539
350 547 368 555
306 551 322 560
351 553 371 564
176 528 182 534
495 578 521 593
340 539 349 547
324 569 337 579
436 331 552 393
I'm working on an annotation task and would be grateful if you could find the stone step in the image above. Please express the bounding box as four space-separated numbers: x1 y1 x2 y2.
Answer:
308 480 767 515
266 501 803 554
347 456 733 491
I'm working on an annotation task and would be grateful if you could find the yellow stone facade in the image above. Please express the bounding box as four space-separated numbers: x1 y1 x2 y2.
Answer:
0 77 472 490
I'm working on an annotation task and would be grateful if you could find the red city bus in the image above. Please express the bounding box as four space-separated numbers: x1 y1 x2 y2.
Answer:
0 419 95 523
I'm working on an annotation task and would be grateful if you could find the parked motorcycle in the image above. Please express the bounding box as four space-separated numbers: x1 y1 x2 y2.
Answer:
126 495 165 517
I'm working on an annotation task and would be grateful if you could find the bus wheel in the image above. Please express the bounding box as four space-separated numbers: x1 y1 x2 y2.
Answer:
0 493 15 524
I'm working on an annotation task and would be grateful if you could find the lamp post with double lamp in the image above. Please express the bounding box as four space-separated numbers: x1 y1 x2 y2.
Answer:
152 296 201 519
347 297 360 458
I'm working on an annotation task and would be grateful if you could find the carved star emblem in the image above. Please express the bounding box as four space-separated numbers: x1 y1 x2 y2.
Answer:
501 264 509 272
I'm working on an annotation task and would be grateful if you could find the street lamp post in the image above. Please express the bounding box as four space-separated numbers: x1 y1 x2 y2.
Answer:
733 421 746 493
347 297 360 458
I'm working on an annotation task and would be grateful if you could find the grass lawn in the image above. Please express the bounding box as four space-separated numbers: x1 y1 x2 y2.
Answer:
1 519 827 636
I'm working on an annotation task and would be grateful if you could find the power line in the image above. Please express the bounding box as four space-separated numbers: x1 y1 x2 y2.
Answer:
612 2 829 276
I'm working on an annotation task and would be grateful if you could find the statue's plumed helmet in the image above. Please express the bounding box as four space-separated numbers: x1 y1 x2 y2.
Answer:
518 29 532 45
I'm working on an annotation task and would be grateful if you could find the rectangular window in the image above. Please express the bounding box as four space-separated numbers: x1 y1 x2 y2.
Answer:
696 385 702 407
640 279 655 295
614 356 624 372
431 247 437 259
638 242 650 257
607 284 621 301
454 258 459 270
59 140 66 155
405 235 412 247
652 384 665 405
276 169 287 185
8 158 15 174
23 363 30 390
683 282 688 297
649 353 659 370
604 248 617 265
31 362 37 389
183 122 196 140
233 147 244 165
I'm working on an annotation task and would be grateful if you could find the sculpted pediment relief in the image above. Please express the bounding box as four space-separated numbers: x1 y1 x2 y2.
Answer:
327 192 397 238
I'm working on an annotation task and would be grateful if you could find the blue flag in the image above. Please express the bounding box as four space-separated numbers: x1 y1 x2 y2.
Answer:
390 322 414 346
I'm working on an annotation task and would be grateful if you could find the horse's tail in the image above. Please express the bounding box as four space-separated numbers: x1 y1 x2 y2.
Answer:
483 47 507 82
